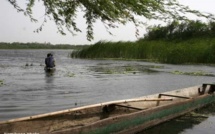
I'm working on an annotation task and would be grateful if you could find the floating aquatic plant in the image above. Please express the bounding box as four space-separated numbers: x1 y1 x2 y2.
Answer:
172 70 214 76
0 79 4 86
104 69 115 74
125 67 135 72
66 72 75 77
89 64 162 75
148 65 164 69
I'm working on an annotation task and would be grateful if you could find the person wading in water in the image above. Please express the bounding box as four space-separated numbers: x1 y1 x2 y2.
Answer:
45 53 55 68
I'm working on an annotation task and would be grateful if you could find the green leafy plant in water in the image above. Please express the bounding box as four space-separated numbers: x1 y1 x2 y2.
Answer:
104 68 127 74
105 69 115 74
0 79 4 86
149 65 164 69
125 66 135 72
124 66 137 74
172 70 214 76
65 71 75 77
172 70 183 75
67 73 75 77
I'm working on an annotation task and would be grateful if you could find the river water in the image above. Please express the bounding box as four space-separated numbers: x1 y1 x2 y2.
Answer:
0 49 215 133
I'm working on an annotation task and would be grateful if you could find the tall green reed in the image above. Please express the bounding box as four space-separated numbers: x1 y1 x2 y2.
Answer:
71 37 215 64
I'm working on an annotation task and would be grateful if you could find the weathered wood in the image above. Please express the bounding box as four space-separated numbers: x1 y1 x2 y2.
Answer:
156 94 191 106
158 94 191 99
138 98 173 101
1 85 215 134
0 98 172 125
113 104 146 111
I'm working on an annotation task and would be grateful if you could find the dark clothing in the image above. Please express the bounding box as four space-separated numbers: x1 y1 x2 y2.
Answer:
45 56 55 68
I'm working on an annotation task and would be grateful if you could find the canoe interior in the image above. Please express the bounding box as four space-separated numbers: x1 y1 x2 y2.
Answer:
1 84 215 134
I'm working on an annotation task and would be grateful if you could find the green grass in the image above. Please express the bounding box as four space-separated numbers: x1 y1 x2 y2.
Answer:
71 37 215 64
71 20 215 64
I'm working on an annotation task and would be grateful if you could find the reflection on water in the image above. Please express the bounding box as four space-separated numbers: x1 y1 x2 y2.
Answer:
0 49 215 133
45 71 55 83
45 71 55 92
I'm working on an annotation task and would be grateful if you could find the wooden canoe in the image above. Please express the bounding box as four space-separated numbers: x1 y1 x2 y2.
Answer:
1 83 215 134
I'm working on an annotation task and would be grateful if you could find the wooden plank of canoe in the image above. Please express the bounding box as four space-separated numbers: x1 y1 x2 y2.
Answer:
114 104 148 110
0 98 173 124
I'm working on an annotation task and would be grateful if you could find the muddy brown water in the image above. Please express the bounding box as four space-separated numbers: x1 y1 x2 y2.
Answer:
0 49 215 133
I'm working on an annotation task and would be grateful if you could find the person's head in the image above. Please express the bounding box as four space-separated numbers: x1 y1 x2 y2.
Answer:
47 53 51 57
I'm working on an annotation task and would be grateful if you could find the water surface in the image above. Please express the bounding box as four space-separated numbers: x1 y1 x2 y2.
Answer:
0 49 215 133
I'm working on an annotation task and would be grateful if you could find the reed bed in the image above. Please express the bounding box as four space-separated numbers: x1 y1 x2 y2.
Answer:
71 37 215 64
72 20 215 64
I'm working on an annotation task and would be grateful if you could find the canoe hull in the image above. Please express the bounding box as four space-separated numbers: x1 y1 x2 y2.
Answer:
118 94 215 134
1 84 215 134
52 94 215 134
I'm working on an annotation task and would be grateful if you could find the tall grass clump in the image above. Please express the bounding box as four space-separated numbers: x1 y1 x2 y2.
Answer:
72 20 215 64
72 38 215 64
72 41 138 59
137 37 215 64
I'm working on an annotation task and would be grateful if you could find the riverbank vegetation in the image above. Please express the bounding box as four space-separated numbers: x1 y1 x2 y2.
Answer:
0 42 88 49
71 20 215 64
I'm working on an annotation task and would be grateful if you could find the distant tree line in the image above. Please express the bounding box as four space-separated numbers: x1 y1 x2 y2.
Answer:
144 20 215 41
0 42 88 49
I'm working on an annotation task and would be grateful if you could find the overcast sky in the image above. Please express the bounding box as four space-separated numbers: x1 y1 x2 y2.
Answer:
0 0 215 45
